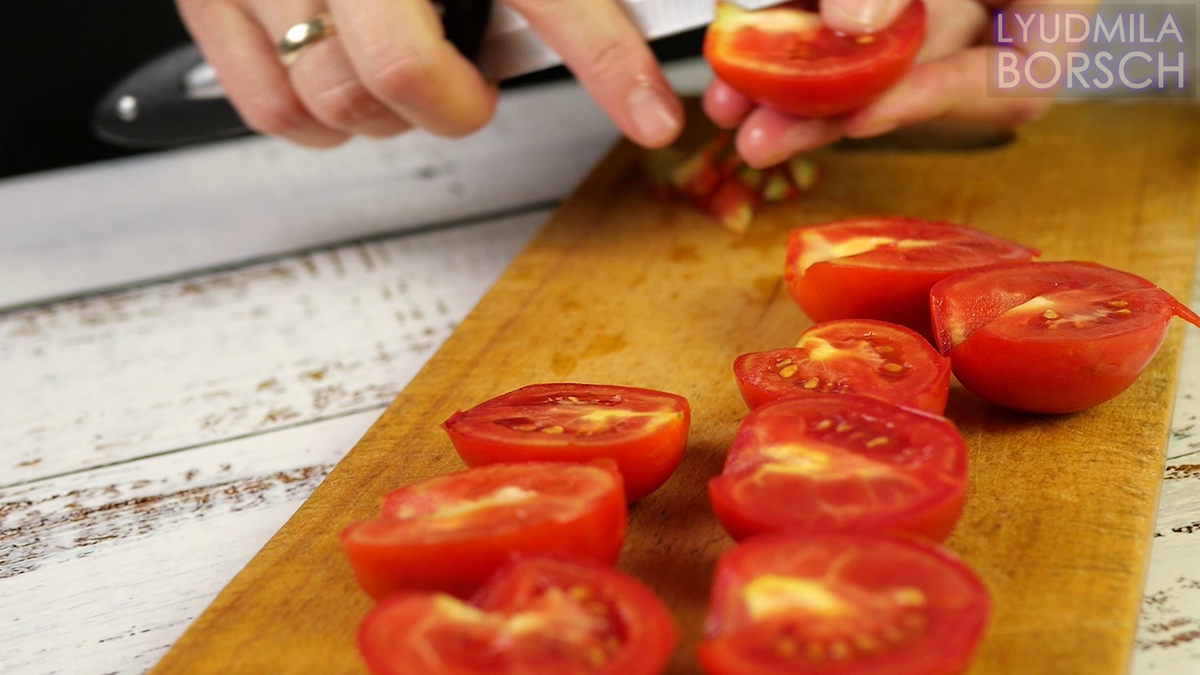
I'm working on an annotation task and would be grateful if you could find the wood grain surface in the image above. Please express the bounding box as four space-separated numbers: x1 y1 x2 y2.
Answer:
149 102 1200 675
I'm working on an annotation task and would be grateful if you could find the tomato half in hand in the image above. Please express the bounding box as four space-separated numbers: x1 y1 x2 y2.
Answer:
785 218 1038 338
733 319 950 415
930 260 1200 414
342 461 628 600
709 394 968 541
704 0 926 118
443 383 691 501
699 532 990 675
359 556 678 675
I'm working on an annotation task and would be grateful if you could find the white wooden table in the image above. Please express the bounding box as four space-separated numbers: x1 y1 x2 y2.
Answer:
2 60 1198 674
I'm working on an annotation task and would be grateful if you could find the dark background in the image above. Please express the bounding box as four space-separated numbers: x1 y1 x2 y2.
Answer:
0 1 703 181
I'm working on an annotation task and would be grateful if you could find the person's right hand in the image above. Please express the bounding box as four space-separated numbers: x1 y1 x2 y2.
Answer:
175 0 686 149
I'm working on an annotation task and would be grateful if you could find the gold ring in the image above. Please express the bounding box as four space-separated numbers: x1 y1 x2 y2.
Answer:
278 13 336 67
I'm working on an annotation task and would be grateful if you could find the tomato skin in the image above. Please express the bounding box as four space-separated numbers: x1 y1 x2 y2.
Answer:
930 261 1200 414
784 219 1039 339
698 532 991 675
341 461 628 600
704 1 926 118
733 319 950 415
358 556 678 675
709 395 968 542
442 383 691 501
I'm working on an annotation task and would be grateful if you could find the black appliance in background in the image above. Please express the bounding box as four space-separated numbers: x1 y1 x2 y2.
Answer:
0 1 704 181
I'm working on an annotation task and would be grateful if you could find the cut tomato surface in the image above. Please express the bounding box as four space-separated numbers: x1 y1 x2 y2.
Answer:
733 319 950 415
443 384 690 502
704 0 926 118
785 218 1038 338
699 533 990 675
359 556 678 675
342 461 628 600
930 260 1200 413
709 395 968 541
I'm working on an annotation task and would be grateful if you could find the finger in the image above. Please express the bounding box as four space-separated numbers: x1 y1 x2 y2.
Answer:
842 47 1053 138
916 0 988 63
328 0 497 137
822 0 915 34
176 0 348 147
703 78 757 129
736 108 845 168
505 0 684 148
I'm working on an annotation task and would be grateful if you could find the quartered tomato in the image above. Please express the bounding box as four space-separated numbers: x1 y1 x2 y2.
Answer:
785 218 1039 338
930 261 1200 414
709 395 968 541
443 384 691 501
704 0 926 118
699 533 990 675
341 461 628 600
359 556 678 675
733 319 950 415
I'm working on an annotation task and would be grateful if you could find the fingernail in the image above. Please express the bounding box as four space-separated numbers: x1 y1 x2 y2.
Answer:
829 0 895 30
627 81 681 147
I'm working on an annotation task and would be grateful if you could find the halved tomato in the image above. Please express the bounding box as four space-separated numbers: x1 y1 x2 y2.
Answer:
733 319 950 415
785 218 1039 338
709 394 968 541
341 461 627 600
442 384 691 501
359 556 678 675
930 260 1200 413
699 532 991 675
704 0 926 118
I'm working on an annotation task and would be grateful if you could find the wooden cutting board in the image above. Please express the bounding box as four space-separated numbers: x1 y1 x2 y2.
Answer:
150 102 1200 675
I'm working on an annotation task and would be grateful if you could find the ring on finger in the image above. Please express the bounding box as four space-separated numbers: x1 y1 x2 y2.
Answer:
278 12 337 67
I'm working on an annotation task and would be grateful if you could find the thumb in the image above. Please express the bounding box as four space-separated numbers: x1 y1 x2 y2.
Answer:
821 0 914 34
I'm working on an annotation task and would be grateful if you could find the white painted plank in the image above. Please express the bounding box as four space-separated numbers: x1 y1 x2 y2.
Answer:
0 59 714 310
0 410 379 675
0 210 545 486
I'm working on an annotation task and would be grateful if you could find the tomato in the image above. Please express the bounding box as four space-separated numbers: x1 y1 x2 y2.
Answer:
709 394 968 542
704 0 926 118
930 261 1200 414
698 532 990 675
733 319 950 415
341 461 628 600
442 383 691 502
708 177 761 234
784 218 1039 338
359 556 678 675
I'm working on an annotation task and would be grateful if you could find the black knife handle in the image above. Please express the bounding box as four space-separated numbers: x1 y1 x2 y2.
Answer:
93 0 493 149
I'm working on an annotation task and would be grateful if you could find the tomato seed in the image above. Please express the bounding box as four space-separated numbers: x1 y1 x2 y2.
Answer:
854 635 880 653
816 419 834 430
828 640 851 661
866 436 889 448
882 363 904 373
779 364 800 379
804 377 820 389
1115 308 1133 315
1043 309 1059 320
1109 300 1129 307
777 637 800 657
856 35 876 44
542 426 565 434
836 422 853 433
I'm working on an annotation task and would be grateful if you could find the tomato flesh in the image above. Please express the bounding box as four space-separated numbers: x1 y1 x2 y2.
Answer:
733 319 950 415
442 383 691 501
709 394 968 542
342 461 627 599
699 533 990 675
930 260 1200 413
359 556 678 675
785 218 1039 338
704 1 926 118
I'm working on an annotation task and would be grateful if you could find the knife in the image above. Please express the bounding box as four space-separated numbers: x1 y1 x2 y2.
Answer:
92 0 783 149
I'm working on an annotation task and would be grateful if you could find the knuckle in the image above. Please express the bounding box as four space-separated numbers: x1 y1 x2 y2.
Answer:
362 48 437 102
311 81 387 129
241 93 311 137
581 35 640 84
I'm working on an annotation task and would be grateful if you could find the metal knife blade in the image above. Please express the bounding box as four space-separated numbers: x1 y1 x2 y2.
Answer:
93 0 787 149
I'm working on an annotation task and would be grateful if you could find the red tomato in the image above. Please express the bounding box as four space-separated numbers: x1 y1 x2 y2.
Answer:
341 461 628 600
930 261 1200 413
359 556 678 675
704 1 926 118
733 319 950 415
442 383 691 501
709 394 968 542
785 218 1038 338
699 533 990 675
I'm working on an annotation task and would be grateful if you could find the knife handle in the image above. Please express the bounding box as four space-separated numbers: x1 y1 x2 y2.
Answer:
93 0 493 149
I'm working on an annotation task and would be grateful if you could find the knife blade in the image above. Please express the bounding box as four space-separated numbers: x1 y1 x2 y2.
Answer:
93 0 785 149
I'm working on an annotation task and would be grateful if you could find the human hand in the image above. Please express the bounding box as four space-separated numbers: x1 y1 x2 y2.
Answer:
176 0 686 148
704 0 1080 167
